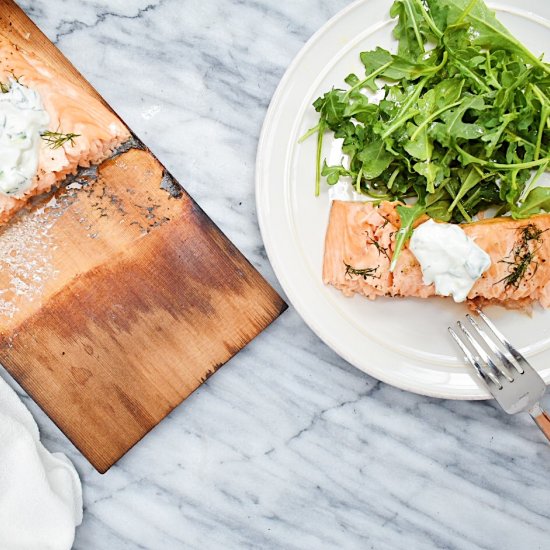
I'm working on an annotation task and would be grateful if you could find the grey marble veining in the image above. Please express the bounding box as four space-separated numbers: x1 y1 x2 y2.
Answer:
1 1 550 548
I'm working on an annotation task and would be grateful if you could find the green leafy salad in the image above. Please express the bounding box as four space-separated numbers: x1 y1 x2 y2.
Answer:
301 0 550 269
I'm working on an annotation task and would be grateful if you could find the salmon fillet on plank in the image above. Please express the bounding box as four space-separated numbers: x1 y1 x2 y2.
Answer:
323 200 550 308
0 35 130 225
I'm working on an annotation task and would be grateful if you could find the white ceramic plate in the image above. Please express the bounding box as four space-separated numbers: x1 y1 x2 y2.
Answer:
256 0 550 399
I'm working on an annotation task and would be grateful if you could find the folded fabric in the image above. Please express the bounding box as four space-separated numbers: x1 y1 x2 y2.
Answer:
0 375 82 550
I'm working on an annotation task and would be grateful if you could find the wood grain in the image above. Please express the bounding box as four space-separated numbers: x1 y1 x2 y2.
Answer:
0 1 286 472
534 410 550 442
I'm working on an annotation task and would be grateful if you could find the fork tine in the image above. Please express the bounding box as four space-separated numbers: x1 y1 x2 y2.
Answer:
449 326 501 390
448 327 488 384
465 314 514 382
475 308 525 374
456 321 503 389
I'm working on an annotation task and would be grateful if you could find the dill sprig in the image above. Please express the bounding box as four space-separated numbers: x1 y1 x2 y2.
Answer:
366 236 390 260
1 74 24 94
9 71 22 83
41 130 80 149
344 262 379 280
497 224 547 289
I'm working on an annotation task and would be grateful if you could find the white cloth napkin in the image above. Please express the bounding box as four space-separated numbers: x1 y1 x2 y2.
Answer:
0 376 82 550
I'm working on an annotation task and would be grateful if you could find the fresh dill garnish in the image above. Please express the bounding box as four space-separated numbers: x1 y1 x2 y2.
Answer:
344 262 379 280
40 130 80 149
520 224 546 242
497 224 547 289
498 252 538 290
8 71 23 84
366 236 390 260
380 215 392 229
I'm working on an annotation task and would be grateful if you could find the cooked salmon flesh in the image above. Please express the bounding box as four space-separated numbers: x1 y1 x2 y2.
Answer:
0 35 130 224
323 201 550 308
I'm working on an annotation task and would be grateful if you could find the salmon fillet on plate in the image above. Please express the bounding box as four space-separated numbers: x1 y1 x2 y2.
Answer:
323 201 550 309
0 34 130 225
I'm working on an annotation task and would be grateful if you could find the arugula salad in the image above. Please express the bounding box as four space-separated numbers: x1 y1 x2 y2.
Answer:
301 0 550 268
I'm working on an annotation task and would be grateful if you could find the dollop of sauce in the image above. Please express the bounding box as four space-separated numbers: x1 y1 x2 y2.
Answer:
410 219 491 302
0 81 49 197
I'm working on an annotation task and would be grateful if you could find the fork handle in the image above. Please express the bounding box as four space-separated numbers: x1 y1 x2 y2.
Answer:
530 404 550 443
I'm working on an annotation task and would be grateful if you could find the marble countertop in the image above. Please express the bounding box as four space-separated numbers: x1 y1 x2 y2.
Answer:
2 0 550 548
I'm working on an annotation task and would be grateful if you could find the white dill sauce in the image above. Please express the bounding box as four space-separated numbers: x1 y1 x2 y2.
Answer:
0 80 49 197
410 219 491 302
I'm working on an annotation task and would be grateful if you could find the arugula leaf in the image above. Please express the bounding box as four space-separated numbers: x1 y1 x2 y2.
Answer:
436 94 486 141
390 0 428 58
360 48 393 76
404 122 443 192
321 161 350 185
356 139 393 179
481 113 516 156
513 185 550 218
448 166 483 212
360 47 446 86
426 185 453 221
404 123 432 161
413 161 443 193
313 89 348 130
428 0 550 73
343 95 377 121
390 202 426 272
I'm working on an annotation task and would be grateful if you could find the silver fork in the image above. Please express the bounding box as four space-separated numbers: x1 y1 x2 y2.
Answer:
449 308 550 442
